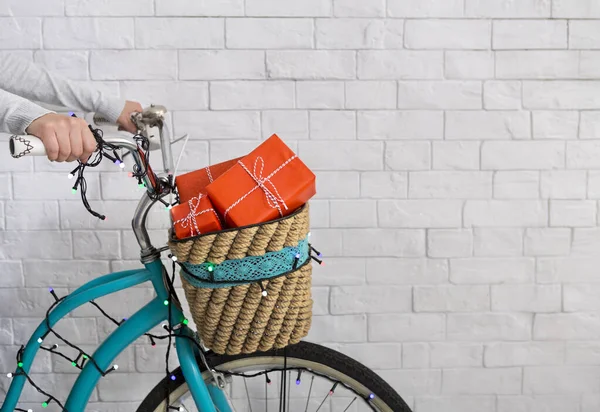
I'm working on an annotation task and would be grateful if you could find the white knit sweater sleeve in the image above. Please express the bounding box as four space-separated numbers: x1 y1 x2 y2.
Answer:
0 54 125 135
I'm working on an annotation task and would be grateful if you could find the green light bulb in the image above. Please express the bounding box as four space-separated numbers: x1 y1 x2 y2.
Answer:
71 361 77 367
71 188 77 194
17 362 23 368
42 402 48 408
163 300 169 306
182 319 189 325
83 354 88 360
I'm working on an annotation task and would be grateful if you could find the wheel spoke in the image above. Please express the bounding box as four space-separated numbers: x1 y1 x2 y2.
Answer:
244 378 253 412
304 376 314 412
342 397 357 412
287 371 291 412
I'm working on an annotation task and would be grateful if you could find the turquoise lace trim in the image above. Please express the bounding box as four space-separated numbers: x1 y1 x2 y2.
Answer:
180 237 310 289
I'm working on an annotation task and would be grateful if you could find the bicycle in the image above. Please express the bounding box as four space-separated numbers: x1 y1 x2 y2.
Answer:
2 105 411 412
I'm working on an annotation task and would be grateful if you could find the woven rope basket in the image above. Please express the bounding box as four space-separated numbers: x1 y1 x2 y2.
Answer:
169 205 312 355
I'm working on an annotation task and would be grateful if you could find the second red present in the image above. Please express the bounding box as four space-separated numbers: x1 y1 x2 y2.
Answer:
170 194 222 239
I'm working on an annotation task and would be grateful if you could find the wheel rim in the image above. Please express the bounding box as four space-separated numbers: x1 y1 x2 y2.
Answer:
152 356 395 412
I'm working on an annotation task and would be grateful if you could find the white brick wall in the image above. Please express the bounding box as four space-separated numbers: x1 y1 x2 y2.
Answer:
0 1 599 411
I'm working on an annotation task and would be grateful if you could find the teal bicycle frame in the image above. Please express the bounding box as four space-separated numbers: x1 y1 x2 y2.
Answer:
0 256 232 412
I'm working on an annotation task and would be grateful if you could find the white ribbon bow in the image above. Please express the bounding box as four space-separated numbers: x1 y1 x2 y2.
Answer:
174 193 218 237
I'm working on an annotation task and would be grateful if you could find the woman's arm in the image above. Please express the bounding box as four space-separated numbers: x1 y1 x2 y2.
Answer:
0 87 52 135
0 53 125 124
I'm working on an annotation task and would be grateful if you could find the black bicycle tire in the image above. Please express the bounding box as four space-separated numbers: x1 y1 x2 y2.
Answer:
137 340 412 412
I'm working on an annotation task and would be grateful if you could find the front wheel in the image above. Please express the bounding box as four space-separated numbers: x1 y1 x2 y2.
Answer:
138 341 411 412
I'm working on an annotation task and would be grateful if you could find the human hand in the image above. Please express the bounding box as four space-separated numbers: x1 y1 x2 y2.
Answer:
116 100 143 133
26 113 96 162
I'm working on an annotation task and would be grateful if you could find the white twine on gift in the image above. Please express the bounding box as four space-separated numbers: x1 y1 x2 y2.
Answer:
174 193 220 237
205 166 214 183
223 155 298 220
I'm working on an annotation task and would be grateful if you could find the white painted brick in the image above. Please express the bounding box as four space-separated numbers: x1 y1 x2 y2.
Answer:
174 111 260 140
533 111 579 140
466 0 550 17
430 343 483 368
0 261 23 287
333 0 385 17
564 284 600 311
309 111 355 139
43 18 133 49
0 232 71 259
443 368 522 395
482 142 565 170
358 51 443 80
496 51 578 80
493 20 567 50
524 366 600 395
378 200 463 228
0 174 11 199
485 342 564 367
366 258 448 285
540 171 586 199
537 257 600 283
14 173 99 201
97 373 165 401
450 257 535 284
297 82 344 109
588 171 600 199
405 20 490 50
179 50 265 80
525 228 571 256
376 370 441 396
342 229 425 257
447 313 533 341
311 257 365 286
0 319 12 344
524 81 600 110
0 18 41 49
465 200 547 227
0 288 68 317
307 315 366 342
583 395 600 412
331 343 401 370
155 0 243 16
316 18 403 49
267 51 355 80
498 396 580 412
308 199 329 228
314 171 359 199
5 201 58 230
24 260 109 287
33 51 89 80
550 200 596 227
417 396 495 412
427 229 473 258
402 342 430 368
432 142 479 171
369 314 445 342
385 141 430 170
73 231 120 259
446 111 531 140
567 141 600 169
360 172 408 199
311 286 329 315
262 110 308 140
299 141 382 171
415 285 489 312
246 0 331 16
446 51 494 80
580 112 600 139
358 111 444 140
553 0 600 17
122 81 208 111
345 81 396 109
330 199 377 228
60 201 139 230
535 313 600 340
397 81 481 110
331 285 411 314
492 285 561 312
227 18 313 49
571 227 600 254
569 21 600 49
90 50 176 80
0 0 63 16
567 342 600 365
65 0 153 16
210 81 294 110
577 52 600 79
409 171 492 199
483 81 521 110
100 173 144 200
309 228 343 257
494 171 540 199
473 228 523 257
388 0 464 17
0 345 50 373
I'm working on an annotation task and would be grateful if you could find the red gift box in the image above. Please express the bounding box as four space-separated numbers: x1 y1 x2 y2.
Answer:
171 194 222 239
206 134 316 227
175 157 241 203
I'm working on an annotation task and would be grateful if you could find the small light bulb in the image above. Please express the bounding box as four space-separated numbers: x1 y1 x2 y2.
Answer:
179 407 184 412
17 362 23 368
119 162 125 169
128 172 133 178
83 354 88 359
170 375 176 381
68 173 74 179
163 299 169 306
114 159 120 166
7 372 12 378
37 337 43 344
71 188 77 194
28 409 33 412
182 319 189 325
71 361 77 367
42 401 48 408
295 253 301 259
167 204 172 210
329 390 334 396
369 393 375 400
170 255 178 262
113 364 119 370
296 379 301 385
262 290 268 297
